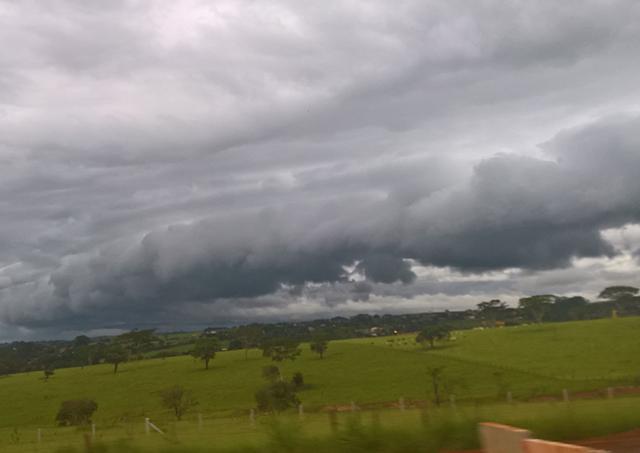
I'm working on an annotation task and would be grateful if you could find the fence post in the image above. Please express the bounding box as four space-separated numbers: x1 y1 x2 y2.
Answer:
145 419 165 435
449 394 457 410
249 409 255 426
350 401 357 412
562 389 569 403
91 423 96 439
298 404 304 419
607 387 614 399
398 397 405 411
37 428 42 443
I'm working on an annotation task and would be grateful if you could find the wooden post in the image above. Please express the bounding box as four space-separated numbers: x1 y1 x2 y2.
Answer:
507 391 513 404
145 418 150 435
449 394 457 410
350 401 357 412
607 387 614 399
298 404 304 419
398 397 405 411
91 423 96 439
249 409 255 426
562 389 569 403
37 428 42 443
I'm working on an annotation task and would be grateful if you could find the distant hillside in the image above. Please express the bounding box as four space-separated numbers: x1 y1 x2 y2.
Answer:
1 317 639 431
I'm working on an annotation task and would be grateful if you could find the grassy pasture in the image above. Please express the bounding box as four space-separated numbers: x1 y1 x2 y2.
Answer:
1 317 640 451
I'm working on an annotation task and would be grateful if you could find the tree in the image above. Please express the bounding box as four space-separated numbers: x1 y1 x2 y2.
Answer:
599 286 640 315
599 286 639 301
192 337 219 370
255 381 300 413
73 335 91 348
291 372 304 390
476 299 509 326
43 366 55 382
116 329 157 355
310 338 329 359
518 295 556 323
104 344 128 374
547 296 589 322
262 339 301 362
262 365 281 382
416 325 451 348
73 344 93 367
159 385 198 421
236 325 263 361
55 399 98 426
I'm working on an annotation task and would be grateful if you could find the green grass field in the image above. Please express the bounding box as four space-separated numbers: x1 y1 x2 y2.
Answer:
2 317 640 451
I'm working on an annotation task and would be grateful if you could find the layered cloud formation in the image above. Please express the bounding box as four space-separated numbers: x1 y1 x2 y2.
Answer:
1 1 640 338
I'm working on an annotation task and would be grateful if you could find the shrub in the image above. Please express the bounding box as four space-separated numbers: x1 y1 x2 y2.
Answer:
159 385 198 420
291 371 304 389
262 365 281 382
255 381 299 413
43 366 55 381
55 399 98 426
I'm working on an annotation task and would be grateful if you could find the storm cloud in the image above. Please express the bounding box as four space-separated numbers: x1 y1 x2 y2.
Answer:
1 0 640 338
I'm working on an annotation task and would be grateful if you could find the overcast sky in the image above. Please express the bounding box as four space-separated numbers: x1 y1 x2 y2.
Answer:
2 0 640 340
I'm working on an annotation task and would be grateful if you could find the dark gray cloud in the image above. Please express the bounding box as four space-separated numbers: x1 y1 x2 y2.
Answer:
1 1 640 339
357 256 416 284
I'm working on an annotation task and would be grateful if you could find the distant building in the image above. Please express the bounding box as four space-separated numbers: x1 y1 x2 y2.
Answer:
369 326 384 337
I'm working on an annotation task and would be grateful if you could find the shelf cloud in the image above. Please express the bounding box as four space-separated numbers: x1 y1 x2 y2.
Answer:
1 0 640 339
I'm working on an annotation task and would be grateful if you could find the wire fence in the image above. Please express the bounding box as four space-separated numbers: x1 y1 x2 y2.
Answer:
4 386 640 453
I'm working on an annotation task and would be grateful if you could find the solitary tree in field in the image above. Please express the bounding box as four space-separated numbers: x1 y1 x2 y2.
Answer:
416 325 451 349
518 295 556 323
160 385 198 421
43 366 55 382
105 344 128 374
192 337 219 370
310 338 329 359
291 371 304 389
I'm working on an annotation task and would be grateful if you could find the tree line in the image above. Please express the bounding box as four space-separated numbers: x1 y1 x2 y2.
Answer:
1 284 637 377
